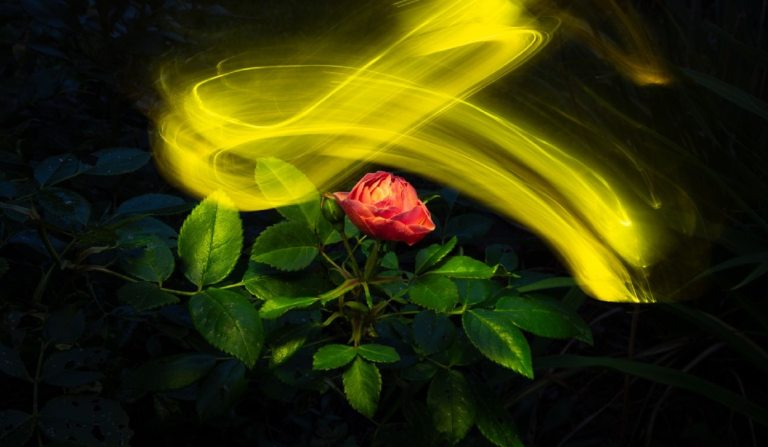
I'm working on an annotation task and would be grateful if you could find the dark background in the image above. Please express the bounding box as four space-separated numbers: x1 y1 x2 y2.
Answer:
1 0 767 446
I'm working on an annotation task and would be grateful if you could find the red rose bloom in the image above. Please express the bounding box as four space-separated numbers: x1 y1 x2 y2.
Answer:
333 171 436 245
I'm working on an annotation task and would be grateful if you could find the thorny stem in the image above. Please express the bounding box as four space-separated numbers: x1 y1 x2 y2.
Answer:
36 224 61 266
319 249 349 278
85 266 198 296
32 340 49 421
320 278 360 303
339 231 361 277
621 305 641 441
363 240 381 282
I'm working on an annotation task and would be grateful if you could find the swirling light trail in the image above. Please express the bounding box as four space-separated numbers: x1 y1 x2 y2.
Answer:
153 0 702 303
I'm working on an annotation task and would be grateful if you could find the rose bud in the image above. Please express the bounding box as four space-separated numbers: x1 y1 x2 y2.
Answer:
333 171 435 245
321 193 346 226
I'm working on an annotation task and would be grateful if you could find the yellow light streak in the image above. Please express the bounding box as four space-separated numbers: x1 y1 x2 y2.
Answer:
152 0 700 303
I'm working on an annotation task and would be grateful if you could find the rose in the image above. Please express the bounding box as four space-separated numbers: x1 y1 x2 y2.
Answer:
333 171 436 245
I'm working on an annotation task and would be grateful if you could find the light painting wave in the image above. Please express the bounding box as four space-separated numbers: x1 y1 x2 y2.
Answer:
152 0 704 303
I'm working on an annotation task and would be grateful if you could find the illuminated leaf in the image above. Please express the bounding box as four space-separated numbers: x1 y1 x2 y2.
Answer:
251 220 318 271
415 236 457 274
515 276 576 293
189 289 263 368
357 344 399 363
343 357 381 418
178 191 243 287
409 275 458 312
269 324 317 367
427 255 496 279
455 279 499 306
117 282 179 311
462 309 533 378
243 261 327 300
255 157 321 230
427 370 476 443
496 294 592 344
260 296 318 319
313 344 356 370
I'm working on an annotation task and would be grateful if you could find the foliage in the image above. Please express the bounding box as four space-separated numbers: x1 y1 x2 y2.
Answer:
0 0 766 446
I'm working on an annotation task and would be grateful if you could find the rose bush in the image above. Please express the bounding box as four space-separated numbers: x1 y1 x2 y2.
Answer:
333 171 436 245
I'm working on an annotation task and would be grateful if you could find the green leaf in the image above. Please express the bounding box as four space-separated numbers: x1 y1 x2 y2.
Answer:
415 236 457 274
427 255 496 279
515 276 576 293
125 353 217 390
313 344 357 370
115 193 188 216
44 308 85 344
413 311 456 355
682 68 768 121
178 191 243 287
0 177 15 198
116 217 177 248
445 213 493 243
269 324 318 367
255 157 321 230
189 289 263 368
37 188 90 230
260 296 318 319
117 282 179 311
536 354 768 428
38 397 132 446
455 279 500 306
462 309 533 378
410 275 459 312
343 357 381 418
663 303 768 374
0 257 8 278
0 343 30 381
427 370 476 444
486 244 519 272
41 348 107 387
0 410 34 447
381 251 399 270
436 331 482 367
474 386 523 447
732 262 768 290
495 295 592 344
34 153 84 186
119 236 175 283
357 344 399 363
251 220 318 271
243 261 327 300
86 147 151 176
196 359 247 420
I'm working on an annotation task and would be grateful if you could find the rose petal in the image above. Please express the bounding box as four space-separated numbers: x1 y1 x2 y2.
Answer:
332 171 435 245
392 203 436 230
332 192 349 202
